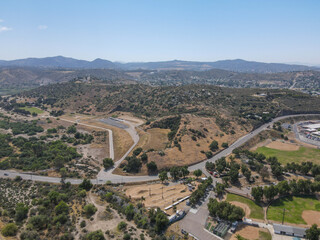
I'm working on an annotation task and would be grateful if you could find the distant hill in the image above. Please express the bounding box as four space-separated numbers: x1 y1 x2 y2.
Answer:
0 56 116 69
0 56 318 73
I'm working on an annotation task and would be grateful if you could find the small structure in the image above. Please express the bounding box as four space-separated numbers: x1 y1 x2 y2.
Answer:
213 222 230 237
168 210 186 224
273 224 307 238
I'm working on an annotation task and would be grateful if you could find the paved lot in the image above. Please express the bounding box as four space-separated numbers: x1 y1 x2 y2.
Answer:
99 118 129 129
180 192 221 240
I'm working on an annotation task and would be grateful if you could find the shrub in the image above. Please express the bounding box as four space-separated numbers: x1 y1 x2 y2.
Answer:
117 221 127 231
84 204 97 217
103 158 114 169
2 223 18 236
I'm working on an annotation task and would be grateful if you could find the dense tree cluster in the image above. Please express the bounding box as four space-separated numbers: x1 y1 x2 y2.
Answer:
189 177 213 206
207 198 245 221
251 179 320 203
169 166 189 181
0 119 44 135
0 135 81 171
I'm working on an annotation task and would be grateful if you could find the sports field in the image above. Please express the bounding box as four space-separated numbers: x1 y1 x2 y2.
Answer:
267 196 320 225
226 193 264 220
20 106 44 114
256 146 320 165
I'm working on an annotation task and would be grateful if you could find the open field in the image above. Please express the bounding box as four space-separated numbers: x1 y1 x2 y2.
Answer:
256 146 320 165
135 128 169 151
125 183 193 211
230 225 271 240
20 106 44 114
265 140 300 151
226 193 264 220
267 196 320 225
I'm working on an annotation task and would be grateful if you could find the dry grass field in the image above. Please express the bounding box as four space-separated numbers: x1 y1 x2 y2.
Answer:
125 183 194 210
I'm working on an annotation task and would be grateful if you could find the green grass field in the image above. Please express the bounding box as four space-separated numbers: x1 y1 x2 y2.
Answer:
267 196 320 224
256 146 320 165
20 107 44 114
226 193 264 220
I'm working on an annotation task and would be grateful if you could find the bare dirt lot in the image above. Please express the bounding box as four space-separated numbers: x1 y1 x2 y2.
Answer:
230 225 269 240
125 183 193 210
265 140 300 151
302 210 320 226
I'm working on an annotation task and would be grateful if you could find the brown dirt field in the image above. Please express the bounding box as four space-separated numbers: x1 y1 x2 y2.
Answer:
125 183 192 209
265 140 300 151
230 225 268 240
302 210 320 226
134 128 169 153
229 201 251 218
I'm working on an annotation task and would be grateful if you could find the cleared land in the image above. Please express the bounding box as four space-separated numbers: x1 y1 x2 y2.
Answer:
230 225 271 240
226 193 264 220
256 146 320 165
20 106 44 114
265 140 299 151
125 183 192 211
267 196 320 225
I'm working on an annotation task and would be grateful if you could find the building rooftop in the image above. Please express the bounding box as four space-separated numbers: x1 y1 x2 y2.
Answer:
273 224 306 236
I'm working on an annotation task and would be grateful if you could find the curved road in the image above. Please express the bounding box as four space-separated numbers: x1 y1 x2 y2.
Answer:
1 114 320 184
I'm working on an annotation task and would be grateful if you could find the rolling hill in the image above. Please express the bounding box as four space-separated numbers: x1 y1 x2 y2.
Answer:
0 56 318 73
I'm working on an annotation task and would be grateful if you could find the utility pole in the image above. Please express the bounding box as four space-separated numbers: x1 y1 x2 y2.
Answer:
149 188 151 197
282 208 286 225
162 186 164 199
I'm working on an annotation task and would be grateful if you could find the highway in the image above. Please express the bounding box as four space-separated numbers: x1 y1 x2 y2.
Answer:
1 114 320 184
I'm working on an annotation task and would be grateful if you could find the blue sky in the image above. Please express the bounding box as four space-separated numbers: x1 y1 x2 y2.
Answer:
0 0 320 65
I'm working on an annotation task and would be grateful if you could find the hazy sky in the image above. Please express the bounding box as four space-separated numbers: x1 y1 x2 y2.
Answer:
1 0 320 65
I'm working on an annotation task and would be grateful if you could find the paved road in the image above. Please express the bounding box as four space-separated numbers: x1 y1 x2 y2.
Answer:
1 114 320 184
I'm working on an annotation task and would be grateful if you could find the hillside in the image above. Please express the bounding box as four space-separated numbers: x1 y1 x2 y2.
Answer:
0 56 318 73
0 67 134 95
20 81 320 124
1 66 320 96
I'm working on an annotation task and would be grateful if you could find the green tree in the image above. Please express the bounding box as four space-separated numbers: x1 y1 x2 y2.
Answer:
1 223 18 237
117 221 127 231
209 140 219 151
306 224 320 240
155 209 169 233
193 169 202 179
79 178 93 191
103 158 114 169
84 230 105 240
277 181 291 196
15 203 29 222
141 153 148 162
125 204 135 220
55 201 69 215
263 185 278 202
251 186 263 202
221 142 228 148
84 204 97 217
147 161 158 173
181 166 190 178
229 166 239 184
159 171 168 183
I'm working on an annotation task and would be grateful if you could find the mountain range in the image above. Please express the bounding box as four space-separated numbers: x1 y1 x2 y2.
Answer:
0 56 318 73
